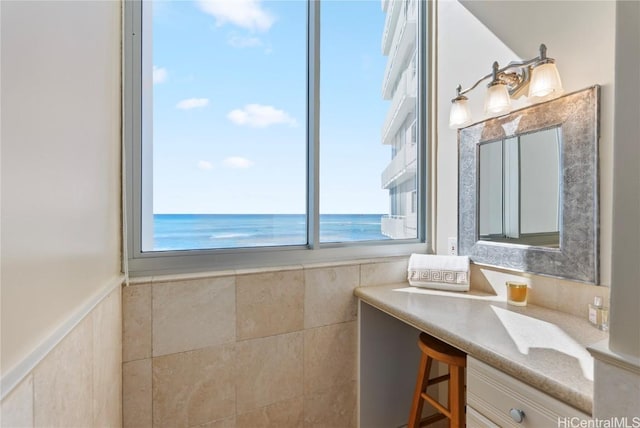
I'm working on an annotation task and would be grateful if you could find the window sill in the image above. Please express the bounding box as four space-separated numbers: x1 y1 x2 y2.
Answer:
126 242 428 278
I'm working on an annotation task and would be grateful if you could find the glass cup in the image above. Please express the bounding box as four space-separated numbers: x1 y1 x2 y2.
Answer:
506 282 528 306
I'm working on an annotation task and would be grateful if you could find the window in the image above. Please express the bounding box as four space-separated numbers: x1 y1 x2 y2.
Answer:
124 0 431 274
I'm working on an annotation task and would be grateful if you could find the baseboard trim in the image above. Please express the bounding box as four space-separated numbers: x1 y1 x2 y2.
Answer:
1 275 124 400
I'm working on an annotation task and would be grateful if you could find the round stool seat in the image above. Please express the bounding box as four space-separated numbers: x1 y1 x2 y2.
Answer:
418 333 466 368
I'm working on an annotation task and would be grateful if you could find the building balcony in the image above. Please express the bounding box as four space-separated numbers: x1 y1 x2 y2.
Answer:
381 0 416 100
381 214 417 239
381 140 417 189
381 0 400 55
381 67 416 146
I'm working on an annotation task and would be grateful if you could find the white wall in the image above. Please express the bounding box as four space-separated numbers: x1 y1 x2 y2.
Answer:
1 0 122 378
435 0 616 286
609 0 640 359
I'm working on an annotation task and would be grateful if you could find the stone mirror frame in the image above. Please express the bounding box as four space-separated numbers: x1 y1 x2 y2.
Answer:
458 86 600 284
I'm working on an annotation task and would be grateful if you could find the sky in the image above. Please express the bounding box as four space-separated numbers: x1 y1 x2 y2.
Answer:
150 0 391 214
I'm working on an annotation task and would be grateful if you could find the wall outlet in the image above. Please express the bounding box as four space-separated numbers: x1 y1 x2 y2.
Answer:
448 237 457 255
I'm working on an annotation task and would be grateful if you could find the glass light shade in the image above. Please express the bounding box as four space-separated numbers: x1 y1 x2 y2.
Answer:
449 98 472 128
529 62 563 98
484 83 511 115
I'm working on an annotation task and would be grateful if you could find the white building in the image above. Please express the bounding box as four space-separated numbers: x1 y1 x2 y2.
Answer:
380 0 418 239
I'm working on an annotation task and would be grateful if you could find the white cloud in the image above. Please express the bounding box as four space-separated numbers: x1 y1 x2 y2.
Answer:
227 104 296 128
224 156 254 169
197 160 213 170
176 98 210 110
153 66 168 84
197 0 275 32
227 34 263 48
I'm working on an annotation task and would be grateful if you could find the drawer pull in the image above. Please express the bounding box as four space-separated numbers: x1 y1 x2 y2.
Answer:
509 408 526 423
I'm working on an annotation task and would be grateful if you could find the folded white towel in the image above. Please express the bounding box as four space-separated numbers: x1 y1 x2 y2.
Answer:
407 254 470 292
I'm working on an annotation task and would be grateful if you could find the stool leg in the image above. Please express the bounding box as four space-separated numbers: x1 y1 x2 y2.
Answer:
408 354 432 428
448 365 465 428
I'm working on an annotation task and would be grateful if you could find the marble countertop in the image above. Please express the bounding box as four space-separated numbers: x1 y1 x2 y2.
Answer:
354 283 609 415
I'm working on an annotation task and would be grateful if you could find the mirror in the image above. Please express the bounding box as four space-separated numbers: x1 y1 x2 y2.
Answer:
458 86 600 284
479 126 561 247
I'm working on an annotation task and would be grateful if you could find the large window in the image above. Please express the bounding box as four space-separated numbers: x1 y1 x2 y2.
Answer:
125 0 431 274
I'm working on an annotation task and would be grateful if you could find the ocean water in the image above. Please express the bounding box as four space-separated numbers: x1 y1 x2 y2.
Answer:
153 214 389 251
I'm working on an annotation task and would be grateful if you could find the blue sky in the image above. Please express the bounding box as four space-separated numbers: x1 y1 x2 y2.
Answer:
150 0 390 214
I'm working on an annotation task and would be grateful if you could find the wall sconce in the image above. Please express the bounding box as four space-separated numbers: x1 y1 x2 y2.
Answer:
449 44 563 129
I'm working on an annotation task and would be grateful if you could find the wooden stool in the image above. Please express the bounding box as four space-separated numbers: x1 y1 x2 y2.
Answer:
408 333 467 428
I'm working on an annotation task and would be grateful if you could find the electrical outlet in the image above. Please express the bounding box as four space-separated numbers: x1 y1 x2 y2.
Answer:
448 237 457 255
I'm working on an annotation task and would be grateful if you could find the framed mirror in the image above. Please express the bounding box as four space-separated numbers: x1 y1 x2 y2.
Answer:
458 86 600 284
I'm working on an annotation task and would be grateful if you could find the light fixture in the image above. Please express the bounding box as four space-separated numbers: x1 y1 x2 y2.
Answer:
449 44 563 129
528 45 563 98
484 62 512 115
448 89 472 128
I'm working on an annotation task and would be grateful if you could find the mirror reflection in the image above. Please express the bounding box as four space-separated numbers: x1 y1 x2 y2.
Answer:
478 126 561 248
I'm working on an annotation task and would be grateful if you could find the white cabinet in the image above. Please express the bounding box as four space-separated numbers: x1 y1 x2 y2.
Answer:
467 405 500 428
467 356 590 427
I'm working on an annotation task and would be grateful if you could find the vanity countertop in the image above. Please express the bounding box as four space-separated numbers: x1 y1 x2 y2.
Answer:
354 283 608 415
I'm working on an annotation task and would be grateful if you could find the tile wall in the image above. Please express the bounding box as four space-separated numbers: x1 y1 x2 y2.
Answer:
470 264 611 318
121 258 409 428
0 286 122 427
122 257 610 427
0 260 608 427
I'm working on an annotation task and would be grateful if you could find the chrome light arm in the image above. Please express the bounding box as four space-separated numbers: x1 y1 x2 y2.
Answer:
453 44 553 101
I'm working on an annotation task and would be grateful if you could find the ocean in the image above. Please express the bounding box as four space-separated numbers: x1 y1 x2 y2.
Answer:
153 214 389 251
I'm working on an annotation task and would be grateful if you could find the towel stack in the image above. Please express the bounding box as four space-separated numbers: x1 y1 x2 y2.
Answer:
407 254 470 292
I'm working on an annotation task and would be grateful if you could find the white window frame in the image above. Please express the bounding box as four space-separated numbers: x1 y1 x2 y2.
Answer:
123 0 434 276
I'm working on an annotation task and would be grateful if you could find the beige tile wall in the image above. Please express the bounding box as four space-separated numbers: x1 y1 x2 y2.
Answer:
469 264 611 318
0 285 122 427
122 257 409 428
122 256 608 428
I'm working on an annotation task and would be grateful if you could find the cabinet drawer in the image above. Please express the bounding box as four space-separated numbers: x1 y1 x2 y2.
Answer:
467 357 590 427
467 405 499 428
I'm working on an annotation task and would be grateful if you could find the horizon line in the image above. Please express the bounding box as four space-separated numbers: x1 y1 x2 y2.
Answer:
153 212 387 216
